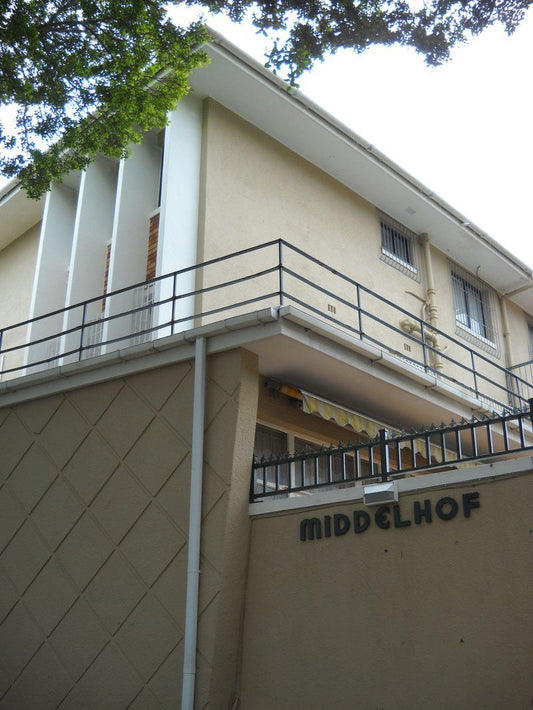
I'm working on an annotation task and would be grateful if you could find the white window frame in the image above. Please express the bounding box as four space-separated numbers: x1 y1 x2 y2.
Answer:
254 421 377 495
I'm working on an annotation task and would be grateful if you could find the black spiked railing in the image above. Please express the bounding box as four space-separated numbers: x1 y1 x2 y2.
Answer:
250 400 533 501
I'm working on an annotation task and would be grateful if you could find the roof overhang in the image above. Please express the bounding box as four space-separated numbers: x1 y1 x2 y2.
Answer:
1 31 531 313
190 31 533 314
0 183 44 251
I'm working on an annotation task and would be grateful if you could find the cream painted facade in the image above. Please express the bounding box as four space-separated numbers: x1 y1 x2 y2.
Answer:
242 470 533 710
0 31 532 710
0 224 40 378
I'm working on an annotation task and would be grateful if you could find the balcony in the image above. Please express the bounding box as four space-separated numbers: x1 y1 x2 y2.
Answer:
1 239 532 412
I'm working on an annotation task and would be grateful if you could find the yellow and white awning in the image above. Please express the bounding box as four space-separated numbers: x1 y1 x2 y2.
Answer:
301 391 382 439
300 390 456 465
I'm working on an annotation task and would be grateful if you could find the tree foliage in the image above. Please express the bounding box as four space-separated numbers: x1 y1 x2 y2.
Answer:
202 0 532 80
0 1 208 198
1 0 531 198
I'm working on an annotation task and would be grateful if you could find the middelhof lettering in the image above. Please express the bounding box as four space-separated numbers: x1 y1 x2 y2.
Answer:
299 492 480 542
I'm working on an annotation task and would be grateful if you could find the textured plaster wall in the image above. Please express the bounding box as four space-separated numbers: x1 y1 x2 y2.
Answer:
196 101 516 403
196 100 429 354
240 473 533 709
0 347 258 709
0 225 40 378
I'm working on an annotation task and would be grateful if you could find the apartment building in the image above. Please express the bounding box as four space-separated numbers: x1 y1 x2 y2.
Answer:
0 32 532 709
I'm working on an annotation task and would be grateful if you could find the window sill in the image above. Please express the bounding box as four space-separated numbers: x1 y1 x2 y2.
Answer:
456 322 497 351
381 249 418 275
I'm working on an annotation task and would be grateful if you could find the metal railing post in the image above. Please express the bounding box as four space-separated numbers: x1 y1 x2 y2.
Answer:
78 303 88 361
171 273 177 335
278 240 284 307
356 284 362 339
470 350 479 399
379 428 390 482
420 321 428 370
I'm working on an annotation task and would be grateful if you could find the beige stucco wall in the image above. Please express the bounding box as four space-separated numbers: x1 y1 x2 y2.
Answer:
505 299 531 364
240 472 533 709
426 244 510 407
196 101 427 353
0 224 40 378
0 347 259 709
195 101 518 409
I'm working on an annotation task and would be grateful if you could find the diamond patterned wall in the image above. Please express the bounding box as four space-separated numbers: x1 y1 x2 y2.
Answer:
0 349 259 709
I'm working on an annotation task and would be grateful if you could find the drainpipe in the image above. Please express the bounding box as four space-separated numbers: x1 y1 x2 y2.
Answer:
182 336 207 710
500 297 513 367
421 233 443 371
500 297 515 405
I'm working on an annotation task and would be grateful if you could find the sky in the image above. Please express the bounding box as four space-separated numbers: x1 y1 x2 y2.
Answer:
172 4 533 270
2 5 532 270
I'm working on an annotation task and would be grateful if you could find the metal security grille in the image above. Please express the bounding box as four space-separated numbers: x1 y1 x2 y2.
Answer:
451 263 498 352
381 222 412 264
379 214 419 280
131 283 155 345
81 315 104 359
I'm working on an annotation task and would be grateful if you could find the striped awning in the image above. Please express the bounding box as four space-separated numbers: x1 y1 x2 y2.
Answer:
301 392 382 439
300 391 456 465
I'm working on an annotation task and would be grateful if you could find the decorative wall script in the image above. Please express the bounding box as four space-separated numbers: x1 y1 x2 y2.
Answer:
300 492 480 541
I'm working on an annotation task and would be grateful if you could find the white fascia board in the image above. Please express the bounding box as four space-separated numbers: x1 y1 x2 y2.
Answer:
191 32 532 309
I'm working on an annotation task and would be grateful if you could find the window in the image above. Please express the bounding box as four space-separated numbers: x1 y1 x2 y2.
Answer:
254 424 290 491
253 423 366 496
379 214 419 280
450 265 497 351
528 323 533 359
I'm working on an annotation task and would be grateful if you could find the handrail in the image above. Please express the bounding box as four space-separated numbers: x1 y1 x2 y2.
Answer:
0 239 531 412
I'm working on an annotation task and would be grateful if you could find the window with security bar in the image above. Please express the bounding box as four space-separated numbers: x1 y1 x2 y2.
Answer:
450 264 498 353
379 214 420 280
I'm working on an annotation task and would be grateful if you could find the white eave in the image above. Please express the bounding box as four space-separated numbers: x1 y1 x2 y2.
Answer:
191 30 533 315
0 181 44 251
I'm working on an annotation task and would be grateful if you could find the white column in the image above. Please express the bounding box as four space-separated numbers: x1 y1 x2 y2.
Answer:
61 157 119 363
103 133 162 350
157 96 203 334
25 178 80 369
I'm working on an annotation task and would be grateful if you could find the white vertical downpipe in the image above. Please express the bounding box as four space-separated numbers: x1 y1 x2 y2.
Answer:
182 336 207 709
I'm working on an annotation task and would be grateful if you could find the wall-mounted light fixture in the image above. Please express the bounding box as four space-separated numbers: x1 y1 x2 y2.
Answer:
363 481 398 506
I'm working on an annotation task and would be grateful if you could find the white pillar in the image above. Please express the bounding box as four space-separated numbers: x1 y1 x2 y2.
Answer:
157 96 203 334
103 134 162 350
25 178 80 369
61 157 119 363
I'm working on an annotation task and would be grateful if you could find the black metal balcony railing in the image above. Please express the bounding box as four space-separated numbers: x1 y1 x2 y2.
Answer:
0 239 532 412
250 401 533 501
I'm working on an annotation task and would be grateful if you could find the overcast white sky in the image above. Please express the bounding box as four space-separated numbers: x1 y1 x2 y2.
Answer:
178 5 533 269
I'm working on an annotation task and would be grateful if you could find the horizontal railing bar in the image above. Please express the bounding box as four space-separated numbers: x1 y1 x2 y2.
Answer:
0 239 282 337
1 238 531 416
